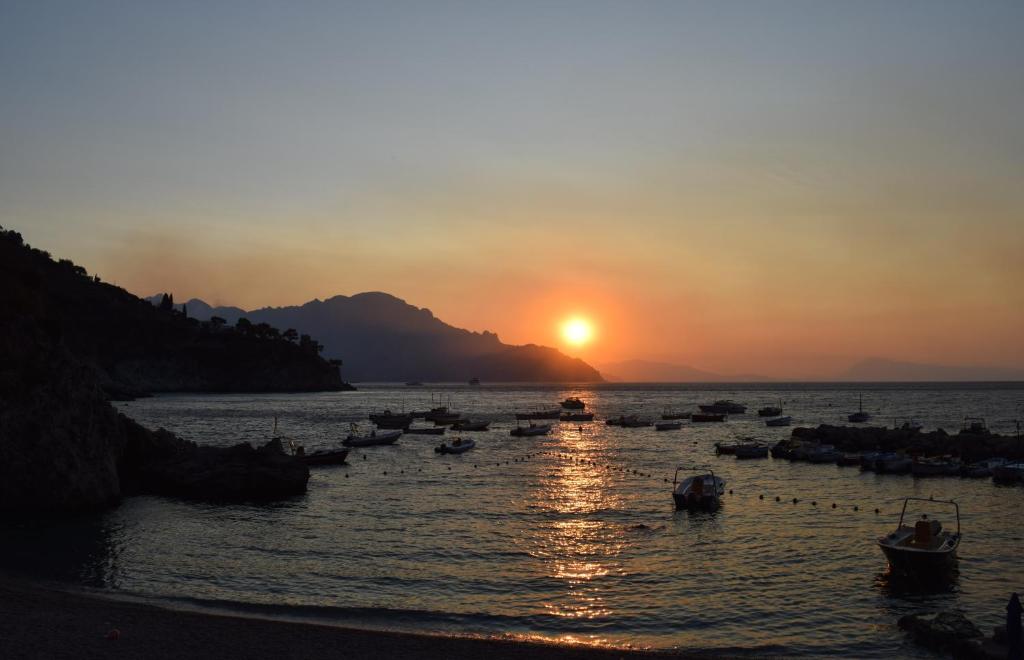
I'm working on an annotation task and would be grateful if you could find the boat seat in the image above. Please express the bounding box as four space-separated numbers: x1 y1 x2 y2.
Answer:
913 519 941 546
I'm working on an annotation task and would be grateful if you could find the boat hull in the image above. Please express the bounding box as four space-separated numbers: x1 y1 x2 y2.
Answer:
343 431 402 447
301 448 350 466
879 542 958 573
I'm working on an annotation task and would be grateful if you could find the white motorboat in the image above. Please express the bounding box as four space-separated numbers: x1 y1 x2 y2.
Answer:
877 497 960 573
672 467 725 509
342 429 402 447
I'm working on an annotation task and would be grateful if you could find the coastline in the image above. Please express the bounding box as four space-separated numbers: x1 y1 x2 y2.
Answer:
0 576 725 660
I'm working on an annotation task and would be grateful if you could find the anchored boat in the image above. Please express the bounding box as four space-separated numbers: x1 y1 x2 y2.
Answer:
560 397 586 410
452 419 490 431
435 438 476 454
510 422 552 437
877 497 960 573
516 409 561 420
699 400 746 414
655 421 682 431
734 443 769 459
691 412 726 423
848 394 871 423
343 429 402 447
672 467 725 509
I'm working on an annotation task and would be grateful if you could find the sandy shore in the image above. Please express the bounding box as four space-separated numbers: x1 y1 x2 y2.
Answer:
0 576 725 660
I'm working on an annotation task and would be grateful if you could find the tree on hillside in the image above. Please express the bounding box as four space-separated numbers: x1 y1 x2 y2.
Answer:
283 328 298 343
236 318 252 335
159 293 172 311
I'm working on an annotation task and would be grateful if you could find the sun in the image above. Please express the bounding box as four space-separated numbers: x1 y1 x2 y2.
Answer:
561 317 594 346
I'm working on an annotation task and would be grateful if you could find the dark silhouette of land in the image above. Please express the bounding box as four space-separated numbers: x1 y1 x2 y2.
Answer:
154 292 603 383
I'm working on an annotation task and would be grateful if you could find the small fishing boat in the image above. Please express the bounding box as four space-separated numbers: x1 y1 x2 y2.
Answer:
369 410 414 429
452 419 490 431
992 463 1024 483
848 395 871 423
714 442 738 455
424 406 452 421
835 452 863 467
404 426 446 435
655 421 682 431
765 416 792 427
510 423 552 437
734 443 769 459
877 497 960 573
875 453 912 474
296 446 351 466
699 400 746 414
342 429 402 447
516 410 561 420
560 412 594 422
911 457 962 477
435 438 476 454
691 413 726 423
661 410 691 420
806 445 840 463
672 468 725 509
961 458 1007 478
560 397 586 410
758 402 783 417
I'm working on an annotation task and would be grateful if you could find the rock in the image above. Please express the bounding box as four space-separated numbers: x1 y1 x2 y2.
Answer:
899 611 985 659
791 424 1023 462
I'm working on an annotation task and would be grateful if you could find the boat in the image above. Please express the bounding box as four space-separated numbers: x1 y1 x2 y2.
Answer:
560 412 594 422
404 426 446 435
877 497 960 573
672 467 725 509
516 410 561 420
770 441 798 459
655 421 682 431
848 395 871 423
734 443 769 459
560 397 586 410
992 463 1024 483
452 419 490 431
435 438 476 454
368 410 413 429
468 377 481 386
875 453 912 474
431 414 463 426
911 457 962 477
758 402 783 417
835 452 862 467
296 446 351 466
765 416 792 427
510 423 552 437
424 406 457 422
661 411 691 421
606 415 649 427
342 429 402 447
961 417 989 435
699 400 746 414
806 445 840 463
691 413 726 423
961 458 1007 478
714 442 738 455
859 451 885 471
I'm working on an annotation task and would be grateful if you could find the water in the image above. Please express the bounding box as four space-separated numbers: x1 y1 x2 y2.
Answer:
5 383 1024 656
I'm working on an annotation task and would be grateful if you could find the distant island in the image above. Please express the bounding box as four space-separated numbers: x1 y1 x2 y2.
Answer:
148 293 603 383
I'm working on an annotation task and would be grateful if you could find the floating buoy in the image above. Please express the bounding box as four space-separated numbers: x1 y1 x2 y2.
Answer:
811 501 817 506
775 496 780 502
383 471 387 475
758 494 762 500
853 505 858 511
831 503 837 509
345 473 349 478
793 498 799 504
874 508 880 514
363 455 367 460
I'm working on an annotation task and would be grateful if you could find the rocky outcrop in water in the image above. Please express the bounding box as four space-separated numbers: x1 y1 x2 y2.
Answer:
0 227 313 512
790 424 1024 462
898 611 986 659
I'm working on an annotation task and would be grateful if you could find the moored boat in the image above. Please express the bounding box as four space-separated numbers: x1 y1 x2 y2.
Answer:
691 412 726 423
961 417 989 435
714 442 738 455
432 414 464 426
343 429 402 447
734 443 769 459
435 437 476 454
672 467 725 509
297 446 351 466
516 410 561 420
655 421 682 431
369 410 414 429
911 456 962 477
961 458 1007 478
806 445 840 463
606 415 650 427
836 452 863 467
510 422 552 437
661 410 691 420
765 416 792 427
404 426 446 435
877 497 960 573
992 463 1024 483
875 453 912 474
452 419 490 431
699 400 746 414
848 394 871 423
758 402 783 417
560 397 586 410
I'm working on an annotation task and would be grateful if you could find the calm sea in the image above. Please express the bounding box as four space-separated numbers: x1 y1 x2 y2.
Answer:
5 383 1024 657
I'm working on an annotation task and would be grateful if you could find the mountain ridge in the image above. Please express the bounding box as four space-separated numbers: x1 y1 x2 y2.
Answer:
150 292 603 383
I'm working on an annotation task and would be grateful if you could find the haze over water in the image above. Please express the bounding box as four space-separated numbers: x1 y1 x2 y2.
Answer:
5 383 1022 657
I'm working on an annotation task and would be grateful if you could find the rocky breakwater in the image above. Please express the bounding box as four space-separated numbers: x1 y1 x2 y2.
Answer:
780 424 1023 463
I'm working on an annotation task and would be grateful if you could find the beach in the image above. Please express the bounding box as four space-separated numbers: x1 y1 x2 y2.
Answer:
0 576 715 660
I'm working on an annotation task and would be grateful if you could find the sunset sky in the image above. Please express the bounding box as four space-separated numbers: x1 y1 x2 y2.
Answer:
3 2 1022 377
